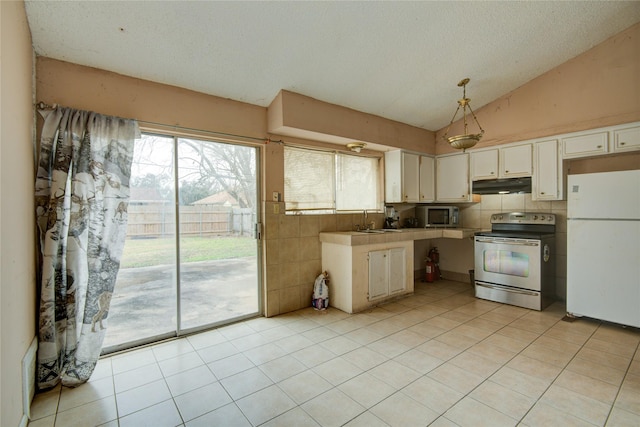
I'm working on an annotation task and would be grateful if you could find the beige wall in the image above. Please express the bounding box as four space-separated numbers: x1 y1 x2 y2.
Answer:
1 1 36 426
436 22 640 154
268 90 435 153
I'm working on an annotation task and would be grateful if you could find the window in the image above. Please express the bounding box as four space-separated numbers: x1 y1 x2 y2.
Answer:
284 146 380 213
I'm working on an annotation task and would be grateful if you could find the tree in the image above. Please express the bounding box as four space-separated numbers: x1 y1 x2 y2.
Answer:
178 138 256 209
132 134 257 209
179 179 213 206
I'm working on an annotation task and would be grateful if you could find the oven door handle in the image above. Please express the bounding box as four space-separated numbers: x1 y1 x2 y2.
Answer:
475 282 539 296
475 238 539 246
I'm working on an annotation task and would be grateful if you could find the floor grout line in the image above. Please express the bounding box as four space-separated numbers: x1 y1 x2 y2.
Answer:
30 280 640 427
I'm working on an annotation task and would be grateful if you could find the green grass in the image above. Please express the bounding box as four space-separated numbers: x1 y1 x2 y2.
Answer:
120 236 256 268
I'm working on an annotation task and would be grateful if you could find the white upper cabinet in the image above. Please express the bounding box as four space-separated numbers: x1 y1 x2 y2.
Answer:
436 153 470 202
561 123 640 158
470 149 498 180
562 131 608 158
533 139 562 200
384 151 405 202
612 125 640 152
385 150 433 203
401 152 420 203
500 144 532 177
471 144 531 180
419 155 435 203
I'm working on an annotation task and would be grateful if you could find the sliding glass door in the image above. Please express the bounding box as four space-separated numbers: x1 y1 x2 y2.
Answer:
176 137 259 330
103 133 260 353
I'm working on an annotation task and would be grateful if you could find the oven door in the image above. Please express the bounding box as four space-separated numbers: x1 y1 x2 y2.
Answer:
474 236 542 291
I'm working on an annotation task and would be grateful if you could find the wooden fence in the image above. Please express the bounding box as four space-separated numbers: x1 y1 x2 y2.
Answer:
126 203 255 238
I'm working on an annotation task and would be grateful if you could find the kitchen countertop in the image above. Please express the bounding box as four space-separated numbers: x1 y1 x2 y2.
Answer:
319 228 481 246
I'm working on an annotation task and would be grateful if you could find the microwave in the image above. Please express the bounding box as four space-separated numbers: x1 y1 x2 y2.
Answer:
416 206 459 228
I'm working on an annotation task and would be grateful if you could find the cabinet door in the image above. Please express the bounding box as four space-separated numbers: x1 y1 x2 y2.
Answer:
500 144 532 177
388 248 406 295
533 139 561 200
419 155 435 202
562 131 608 158
470 149 498 180
436 154 470 202
402 152 420 202
384 150 402 203
368 250 388 300
613 126 640 152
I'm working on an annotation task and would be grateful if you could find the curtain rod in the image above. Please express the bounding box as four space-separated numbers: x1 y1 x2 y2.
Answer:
137 119 284 145
36 101 57 110
35 100 285 145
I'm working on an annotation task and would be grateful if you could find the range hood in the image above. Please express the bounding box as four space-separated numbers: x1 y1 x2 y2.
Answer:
472 177 532 195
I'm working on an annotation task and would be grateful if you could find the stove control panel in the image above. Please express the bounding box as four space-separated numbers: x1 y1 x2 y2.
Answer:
490 212 556 225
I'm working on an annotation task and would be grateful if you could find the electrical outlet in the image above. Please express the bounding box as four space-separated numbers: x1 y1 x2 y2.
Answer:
273 204 280 214
272 191 280 202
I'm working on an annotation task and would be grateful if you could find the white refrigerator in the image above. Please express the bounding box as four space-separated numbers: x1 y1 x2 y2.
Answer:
566 169 640 328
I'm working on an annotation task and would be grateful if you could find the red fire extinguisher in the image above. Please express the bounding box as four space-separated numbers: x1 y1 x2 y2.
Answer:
425 257 436 283
428 247 440 264
428 247 441 280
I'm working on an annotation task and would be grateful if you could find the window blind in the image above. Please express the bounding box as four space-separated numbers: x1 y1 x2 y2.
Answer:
284 147 335 211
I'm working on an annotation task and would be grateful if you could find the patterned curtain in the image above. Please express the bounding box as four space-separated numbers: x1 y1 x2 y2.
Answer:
35 107 139 388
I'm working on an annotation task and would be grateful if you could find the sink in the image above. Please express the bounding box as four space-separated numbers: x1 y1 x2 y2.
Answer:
356 229 386 234
355 229 403 234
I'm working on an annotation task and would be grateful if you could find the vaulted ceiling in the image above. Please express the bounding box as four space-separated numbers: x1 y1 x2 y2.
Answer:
25 1 640 131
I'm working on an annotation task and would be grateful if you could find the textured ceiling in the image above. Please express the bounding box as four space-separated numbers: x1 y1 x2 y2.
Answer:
25 1 640 131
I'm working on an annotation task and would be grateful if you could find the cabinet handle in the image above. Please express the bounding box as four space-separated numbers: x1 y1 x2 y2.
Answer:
505 170 509 173
597 145 602 148
541 192 545 195
491 171 495 174
620 142 626 146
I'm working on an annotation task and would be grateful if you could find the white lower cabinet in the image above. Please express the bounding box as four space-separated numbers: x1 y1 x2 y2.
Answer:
368 247 406 301
321 240 413 313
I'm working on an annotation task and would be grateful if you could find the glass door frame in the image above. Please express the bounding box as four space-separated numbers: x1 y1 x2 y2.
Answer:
102 130 263 354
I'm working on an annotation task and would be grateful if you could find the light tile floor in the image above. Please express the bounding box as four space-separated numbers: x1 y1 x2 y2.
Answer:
29 280 640 427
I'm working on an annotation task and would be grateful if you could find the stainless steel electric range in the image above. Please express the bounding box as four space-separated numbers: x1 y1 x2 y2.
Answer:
474 212 556 310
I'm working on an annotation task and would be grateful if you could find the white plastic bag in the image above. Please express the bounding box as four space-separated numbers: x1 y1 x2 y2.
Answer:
311 272 329 310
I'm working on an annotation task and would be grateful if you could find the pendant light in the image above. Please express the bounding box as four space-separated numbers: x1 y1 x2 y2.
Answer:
442 78 484 151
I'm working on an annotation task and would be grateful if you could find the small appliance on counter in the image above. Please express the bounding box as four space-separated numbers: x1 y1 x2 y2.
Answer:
404 217 419 228
416 206 459 228
384 206 400 229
